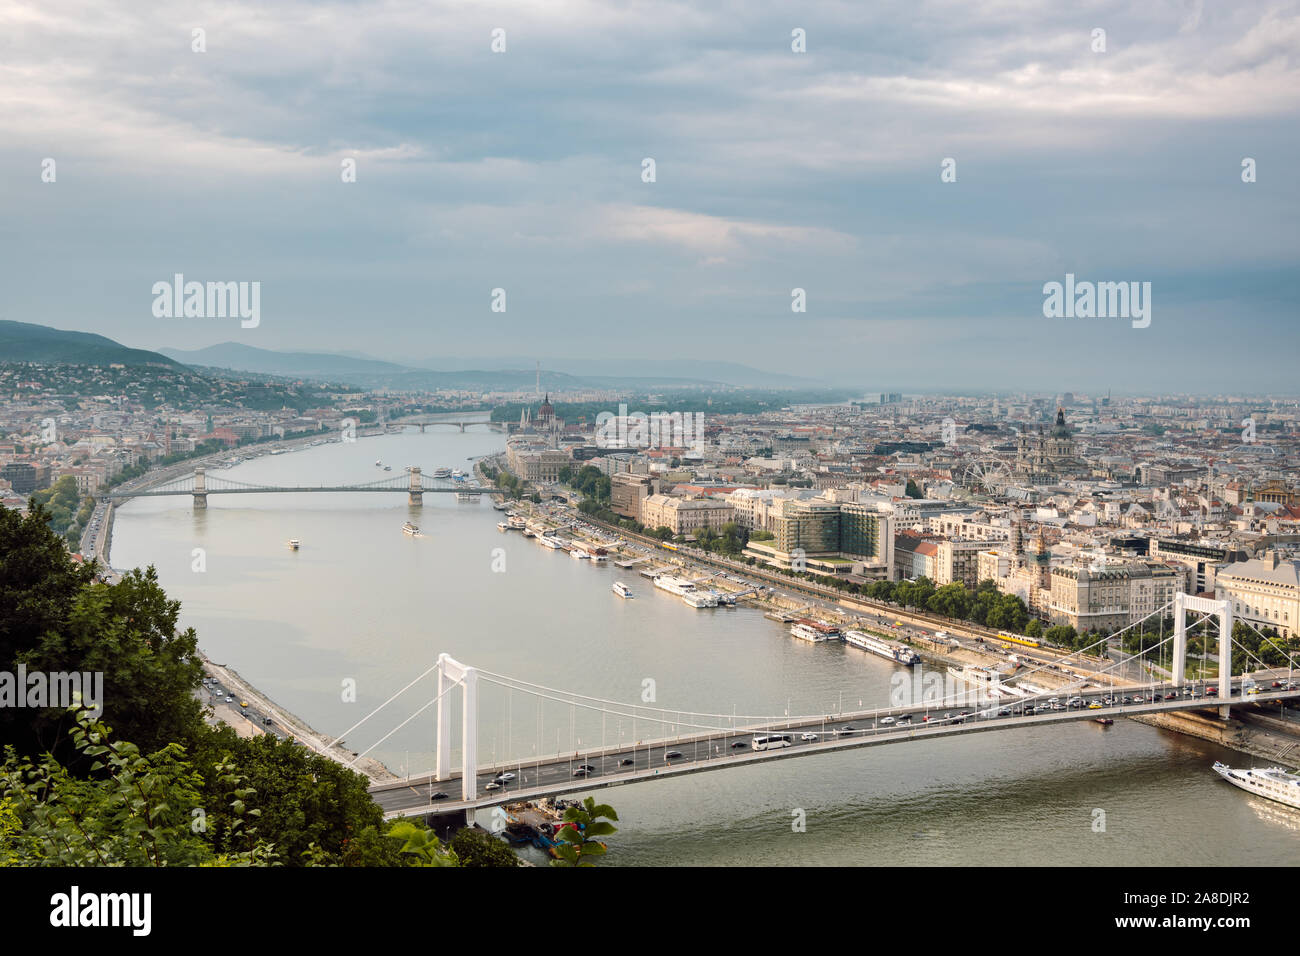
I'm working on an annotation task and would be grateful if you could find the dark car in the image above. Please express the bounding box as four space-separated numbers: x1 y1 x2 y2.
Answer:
619 758 634 766
578 764 595 772
730 740 748 748
664 750 683 759
572 768 588 777
431 792 449 800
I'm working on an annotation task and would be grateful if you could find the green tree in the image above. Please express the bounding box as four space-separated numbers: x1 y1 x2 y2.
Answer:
551 796 618 867
0 707 273 867
450 827 521 867
386 820 458 867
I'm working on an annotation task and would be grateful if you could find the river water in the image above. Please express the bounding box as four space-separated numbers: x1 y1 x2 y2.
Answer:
110 428 1300 865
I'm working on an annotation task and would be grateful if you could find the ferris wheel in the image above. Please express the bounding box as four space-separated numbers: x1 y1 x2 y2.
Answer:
957 456 1014 493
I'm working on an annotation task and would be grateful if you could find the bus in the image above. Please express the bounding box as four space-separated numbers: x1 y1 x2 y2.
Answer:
751 734 793 751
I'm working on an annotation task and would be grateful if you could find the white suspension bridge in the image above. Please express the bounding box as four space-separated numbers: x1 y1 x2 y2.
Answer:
334 593 1299 823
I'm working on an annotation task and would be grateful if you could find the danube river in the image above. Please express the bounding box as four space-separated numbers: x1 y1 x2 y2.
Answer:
111 428 1300 865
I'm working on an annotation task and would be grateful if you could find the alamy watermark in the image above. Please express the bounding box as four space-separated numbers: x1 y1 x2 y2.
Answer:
1042 273 1150 328
0 665 103 718
595 404 706 454
152 274 260 328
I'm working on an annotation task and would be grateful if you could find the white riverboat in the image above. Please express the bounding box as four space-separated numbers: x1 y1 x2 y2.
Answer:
682 591 719 608
287 538 301 551
1212 762 1300 810
612 582 633 599
653 574 698 597
402 521 423 537
842 629 920 665
790 619 839 643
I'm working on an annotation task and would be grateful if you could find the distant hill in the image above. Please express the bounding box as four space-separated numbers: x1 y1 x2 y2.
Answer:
160 342 409 378
161 342 591 390
161 342 819 389
0 320 181 367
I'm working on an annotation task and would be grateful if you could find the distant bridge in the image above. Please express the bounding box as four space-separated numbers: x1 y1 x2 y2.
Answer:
107 466 498 507
389 414 504 433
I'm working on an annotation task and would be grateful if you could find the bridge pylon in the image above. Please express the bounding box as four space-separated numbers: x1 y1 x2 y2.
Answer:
1173 592 1234 718
407 466 423 506
434 654 478 823
193 466 207 509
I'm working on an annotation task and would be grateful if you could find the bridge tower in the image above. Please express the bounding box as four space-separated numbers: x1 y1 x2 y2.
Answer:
434 654 478 822
193 467 207 509
407 466 422 506
1172 593 1233 718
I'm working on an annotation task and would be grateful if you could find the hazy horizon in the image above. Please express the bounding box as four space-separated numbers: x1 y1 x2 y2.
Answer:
2 1 1297 392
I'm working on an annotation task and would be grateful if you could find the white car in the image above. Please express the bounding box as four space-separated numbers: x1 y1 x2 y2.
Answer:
880 716 896 726
495 771 516 782
800 732 819 741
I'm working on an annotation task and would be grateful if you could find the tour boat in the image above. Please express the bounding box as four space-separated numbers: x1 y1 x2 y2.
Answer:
790 619 839 643
843 629 920 666
497 521 509 532
612 582 633 599
287 538 301 550
1212 762 1300 810
402 521 423 537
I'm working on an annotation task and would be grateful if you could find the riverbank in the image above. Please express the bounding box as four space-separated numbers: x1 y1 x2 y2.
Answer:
104 426 400 784
199 652 398 784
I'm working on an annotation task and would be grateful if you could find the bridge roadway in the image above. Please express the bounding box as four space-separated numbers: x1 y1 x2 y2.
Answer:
369 675 1299 819
107 482 496 499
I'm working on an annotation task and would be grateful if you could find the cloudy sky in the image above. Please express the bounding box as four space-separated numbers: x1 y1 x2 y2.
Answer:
1 0 1297 392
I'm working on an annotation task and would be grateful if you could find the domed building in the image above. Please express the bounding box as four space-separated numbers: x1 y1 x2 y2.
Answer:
1014 407 1088 482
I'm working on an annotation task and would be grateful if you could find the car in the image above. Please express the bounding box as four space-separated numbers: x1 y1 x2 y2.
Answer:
1273 681 1283 688
578 764 595 772
431 792 449 800
1247 687 1260 695
1206 687 1218 697
921 715 933 722
224 695 233 702
664 750 683 759
1131 695 1144 703
880 716 896 726
572 768 589 777
484 781 502 791
1122 696 1133 703
240 700 249 708
495 772 516 782
262 716 273 725
619 758 634 766
1087 702 1102 710
801 732 819 741
730 740 748 749
997 708 1012 716
1023 706 1037 715
897 715 912 724
1164 693 1178 700
841 725 855 732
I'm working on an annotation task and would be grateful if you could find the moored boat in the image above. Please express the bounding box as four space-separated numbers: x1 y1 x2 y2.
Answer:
843 629 920 665
1212 762 1300 810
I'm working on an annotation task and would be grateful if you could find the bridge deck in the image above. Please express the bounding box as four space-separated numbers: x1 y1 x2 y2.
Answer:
371 682 1300 819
